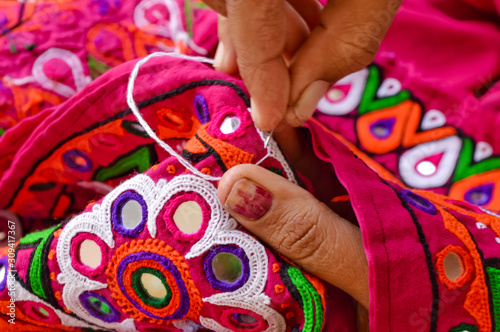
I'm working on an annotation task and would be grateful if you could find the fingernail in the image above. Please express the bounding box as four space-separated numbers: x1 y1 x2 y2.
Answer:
225 178 273 220
293 80 330 122
214 42 225 70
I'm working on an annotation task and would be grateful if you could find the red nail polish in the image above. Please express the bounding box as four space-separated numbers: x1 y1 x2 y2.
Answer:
225 178 273 220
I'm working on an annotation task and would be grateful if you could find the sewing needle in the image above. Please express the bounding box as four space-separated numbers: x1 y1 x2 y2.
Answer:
264 129 274 148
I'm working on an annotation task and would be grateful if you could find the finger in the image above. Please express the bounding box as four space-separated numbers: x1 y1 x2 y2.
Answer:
287 0 323 30
202 0 227 16
215 5 307 73
286 0 402 127
214 15 238 74
282 2 311 63
226 0 289 131
218 164 369 307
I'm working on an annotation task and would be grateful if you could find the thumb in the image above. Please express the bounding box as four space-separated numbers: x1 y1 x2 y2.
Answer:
217 164 369 308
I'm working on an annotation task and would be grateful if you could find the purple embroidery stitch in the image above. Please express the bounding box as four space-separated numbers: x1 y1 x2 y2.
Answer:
400 190 437 215
0 256 7 291
115 252 190 320
111 191 147 238
79 291 120 323
194 94 210 124
464 183 494 206
203 245 250 292
369 118 396 139
63 149 93 172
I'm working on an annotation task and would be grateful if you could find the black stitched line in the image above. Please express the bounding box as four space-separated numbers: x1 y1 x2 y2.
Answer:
13 240 40 293
13 230 106 328
273 254 303 308
385 182 439 332
39 225 62 309
457 214 496 332
91 144 158 182
6 79 249 209
181 133 227 172
0 1 26 36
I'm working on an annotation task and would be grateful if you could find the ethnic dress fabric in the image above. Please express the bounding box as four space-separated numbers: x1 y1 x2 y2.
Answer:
0 0 499 331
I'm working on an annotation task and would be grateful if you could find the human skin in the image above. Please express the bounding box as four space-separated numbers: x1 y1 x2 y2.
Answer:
205 0 402 327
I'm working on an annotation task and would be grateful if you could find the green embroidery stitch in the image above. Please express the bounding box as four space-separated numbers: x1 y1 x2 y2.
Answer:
267 167 284 176
0 128 5 137
358 65 410 115
288 266 324 332
184 0 194 38
449 323 479 332
122 120 150 138
9 42 17 54
453 138 500 182
25 43 36 51
486 266 500 330
89 296 113 314
19 225 60 299
131 267 172 309
88 54 112 80
94 146 154 182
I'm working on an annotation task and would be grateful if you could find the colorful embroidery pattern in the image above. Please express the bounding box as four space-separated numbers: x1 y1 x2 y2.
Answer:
107 239 202 324
0 56 326 330
316 64 500 212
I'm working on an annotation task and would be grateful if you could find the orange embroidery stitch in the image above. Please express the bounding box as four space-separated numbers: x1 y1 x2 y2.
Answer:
331 195 350 203
309 118 407 187
275 285 285 294
449 170 500 212
167 165 176 174
356 100 415 155
402 103 456 148
107 239 203 324
415 190 500 238
435 245 473 289
197 125 254 169
432 204 491 331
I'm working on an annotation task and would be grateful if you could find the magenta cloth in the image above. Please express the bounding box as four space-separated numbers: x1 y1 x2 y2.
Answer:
0 0 499 331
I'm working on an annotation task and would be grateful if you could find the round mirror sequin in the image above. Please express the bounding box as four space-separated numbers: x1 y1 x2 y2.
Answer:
204 245 250 291
111 191 147 237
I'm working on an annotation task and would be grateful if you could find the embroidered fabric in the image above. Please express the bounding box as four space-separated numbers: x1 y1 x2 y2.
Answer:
0 54 327 331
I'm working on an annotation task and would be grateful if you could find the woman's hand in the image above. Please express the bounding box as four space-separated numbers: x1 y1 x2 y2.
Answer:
204 0 402 131
217 163 369 308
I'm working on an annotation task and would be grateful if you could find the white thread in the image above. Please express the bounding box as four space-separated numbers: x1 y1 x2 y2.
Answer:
399 136 462 188
255 124 297 184
474 141 494 162
316 68 368 116
32 48 90 98
420 109 447 131
376 77 402 98
2 75 36 85
254 152 271 166
173 319 202 332
200 298 286 332
479 206 500 218
127 52 220 181
15 280 137 331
